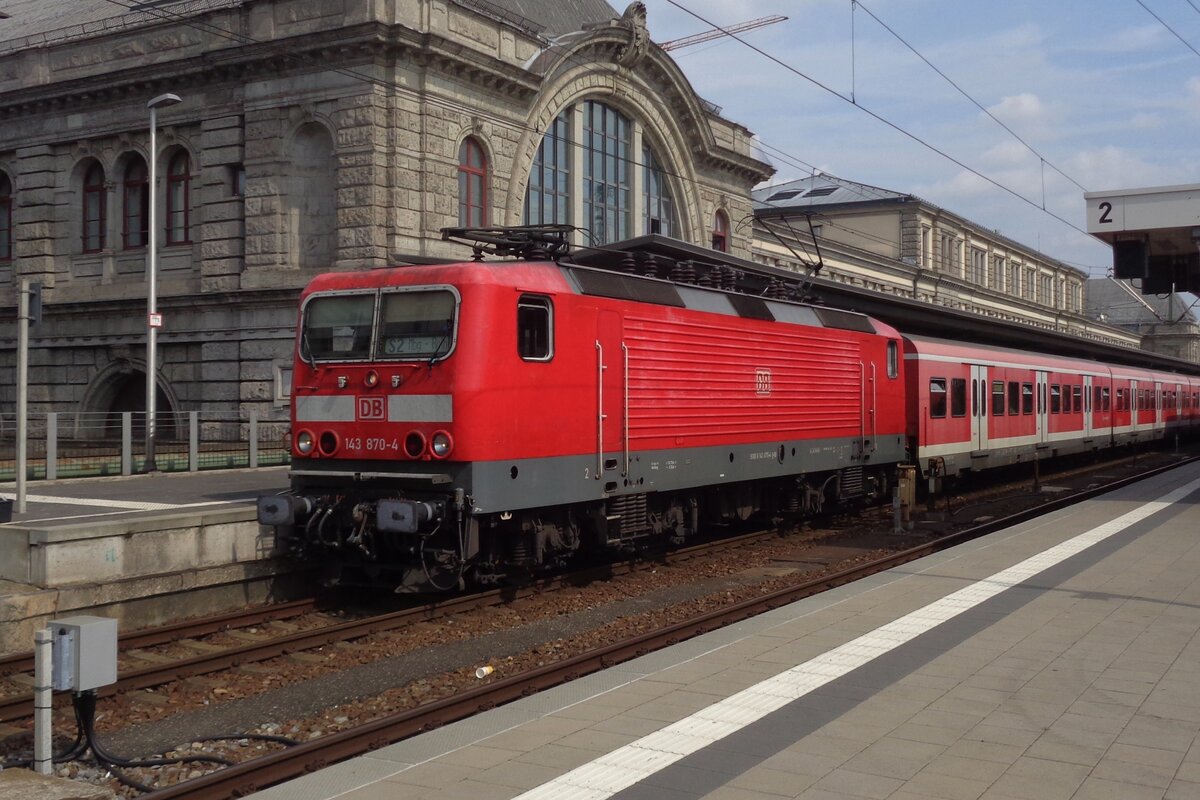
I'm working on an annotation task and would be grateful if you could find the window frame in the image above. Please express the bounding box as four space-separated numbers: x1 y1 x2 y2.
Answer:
886 341 899 379
929 378 947 419
0 172 11 262
1021 382 1034 415
950 377 967 418
457 137 488 228
82 162 106 253
517 294 554 362
991 381 1005 416
122 157 149 250
712 209 729 253
165 150 191 245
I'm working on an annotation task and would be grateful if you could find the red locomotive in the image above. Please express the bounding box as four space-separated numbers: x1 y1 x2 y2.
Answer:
258 227 1198 592
259 228 907 591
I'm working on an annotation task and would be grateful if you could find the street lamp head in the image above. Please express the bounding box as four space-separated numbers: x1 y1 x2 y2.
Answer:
147 93 182 110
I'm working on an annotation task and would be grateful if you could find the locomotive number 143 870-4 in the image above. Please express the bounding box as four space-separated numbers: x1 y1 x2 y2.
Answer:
343 437 400 452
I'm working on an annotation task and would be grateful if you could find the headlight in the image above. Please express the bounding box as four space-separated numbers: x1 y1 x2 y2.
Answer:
404 431 426 459
364 370 379 388
296 430 315 455
431 431 453 459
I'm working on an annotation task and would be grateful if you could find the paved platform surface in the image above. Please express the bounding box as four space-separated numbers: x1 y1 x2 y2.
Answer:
254 462 1200 800
0 467 288 527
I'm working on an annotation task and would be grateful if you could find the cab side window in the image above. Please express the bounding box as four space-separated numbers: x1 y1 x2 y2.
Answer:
517 295 553 361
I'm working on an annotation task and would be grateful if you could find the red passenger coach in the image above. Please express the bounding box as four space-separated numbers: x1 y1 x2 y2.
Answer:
259 228 908 591
909 337 1114 477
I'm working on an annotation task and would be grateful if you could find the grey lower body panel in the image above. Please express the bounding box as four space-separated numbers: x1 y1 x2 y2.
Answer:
464 433 907 513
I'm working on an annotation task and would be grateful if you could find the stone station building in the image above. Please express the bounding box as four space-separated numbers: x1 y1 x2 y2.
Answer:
0 0 771 437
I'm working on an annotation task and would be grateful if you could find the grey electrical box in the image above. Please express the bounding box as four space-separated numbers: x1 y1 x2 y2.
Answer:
50 616 118 692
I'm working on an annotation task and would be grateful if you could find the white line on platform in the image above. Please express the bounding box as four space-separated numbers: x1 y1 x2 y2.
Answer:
508 475 1200 800
0 494 247 513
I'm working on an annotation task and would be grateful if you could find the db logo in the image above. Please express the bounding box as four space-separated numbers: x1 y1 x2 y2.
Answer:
755 368 772 396
357 396 385 420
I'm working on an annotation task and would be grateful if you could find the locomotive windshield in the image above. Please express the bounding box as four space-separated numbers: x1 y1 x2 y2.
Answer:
378 290 455 359
301 294 374 361
300 289 457 362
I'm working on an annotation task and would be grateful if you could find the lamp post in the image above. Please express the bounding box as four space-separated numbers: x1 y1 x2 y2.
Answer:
145 92 182 472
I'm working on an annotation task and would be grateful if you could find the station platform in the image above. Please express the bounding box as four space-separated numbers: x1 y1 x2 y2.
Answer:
0 468 292 656
255 462 1200 800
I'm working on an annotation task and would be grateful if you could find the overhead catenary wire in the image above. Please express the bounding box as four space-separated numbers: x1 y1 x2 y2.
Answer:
1135 0 1200 59
96 0 1109 279
662 0 1097 245
853 0 1088 194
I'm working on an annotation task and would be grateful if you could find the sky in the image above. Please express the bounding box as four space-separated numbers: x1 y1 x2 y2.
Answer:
637 0 1200 280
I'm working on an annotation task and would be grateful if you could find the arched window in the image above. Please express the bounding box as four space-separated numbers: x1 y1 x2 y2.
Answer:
583 101 632 244
166 151 190 245
457 137 488 227
82 162 106 253
0 172 11 262
525 103 683 247
122 157 148 249
525 110 571 226
643 145 676 237
711 210 729 253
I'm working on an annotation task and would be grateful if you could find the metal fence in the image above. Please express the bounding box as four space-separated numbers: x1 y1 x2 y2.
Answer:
0 411 290 482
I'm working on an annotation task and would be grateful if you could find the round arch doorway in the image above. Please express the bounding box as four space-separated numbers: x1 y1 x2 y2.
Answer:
78 361 178 440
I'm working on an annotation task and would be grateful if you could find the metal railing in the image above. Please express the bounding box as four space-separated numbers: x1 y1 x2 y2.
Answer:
0 411 290 482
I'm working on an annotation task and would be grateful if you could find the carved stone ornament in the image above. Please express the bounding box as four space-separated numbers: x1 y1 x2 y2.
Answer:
617 2 649 68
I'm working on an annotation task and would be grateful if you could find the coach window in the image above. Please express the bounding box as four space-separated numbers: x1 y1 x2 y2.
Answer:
886 341 898 378
1050 384 1061 414
1063 386 1071 414
929 378 947 418
991 381 1004 416
951 378 967 418
517 295 553 361
1008 381 1019 415
1102 387 1110 411
1022 382 1033 414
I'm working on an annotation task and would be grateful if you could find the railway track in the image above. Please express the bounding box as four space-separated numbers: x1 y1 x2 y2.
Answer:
2 450 1190 800
0 529 776 725
137 453 1199 800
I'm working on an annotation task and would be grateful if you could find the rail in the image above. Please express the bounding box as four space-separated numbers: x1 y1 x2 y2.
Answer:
0 410 290 482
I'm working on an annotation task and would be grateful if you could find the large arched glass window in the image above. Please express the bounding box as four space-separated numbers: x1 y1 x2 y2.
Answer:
583 101 631 244
457 137 488 227
0 172 11 262
525 102 684 247
711 209 729 253
122 157 148 249
524 110 571 226
166 151 190 245
643 145 676 237
82 162 106 253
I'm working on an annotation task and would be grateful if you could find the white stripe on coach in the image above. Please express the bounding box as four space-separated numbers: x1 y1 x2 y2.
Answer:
512 474 1200 800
